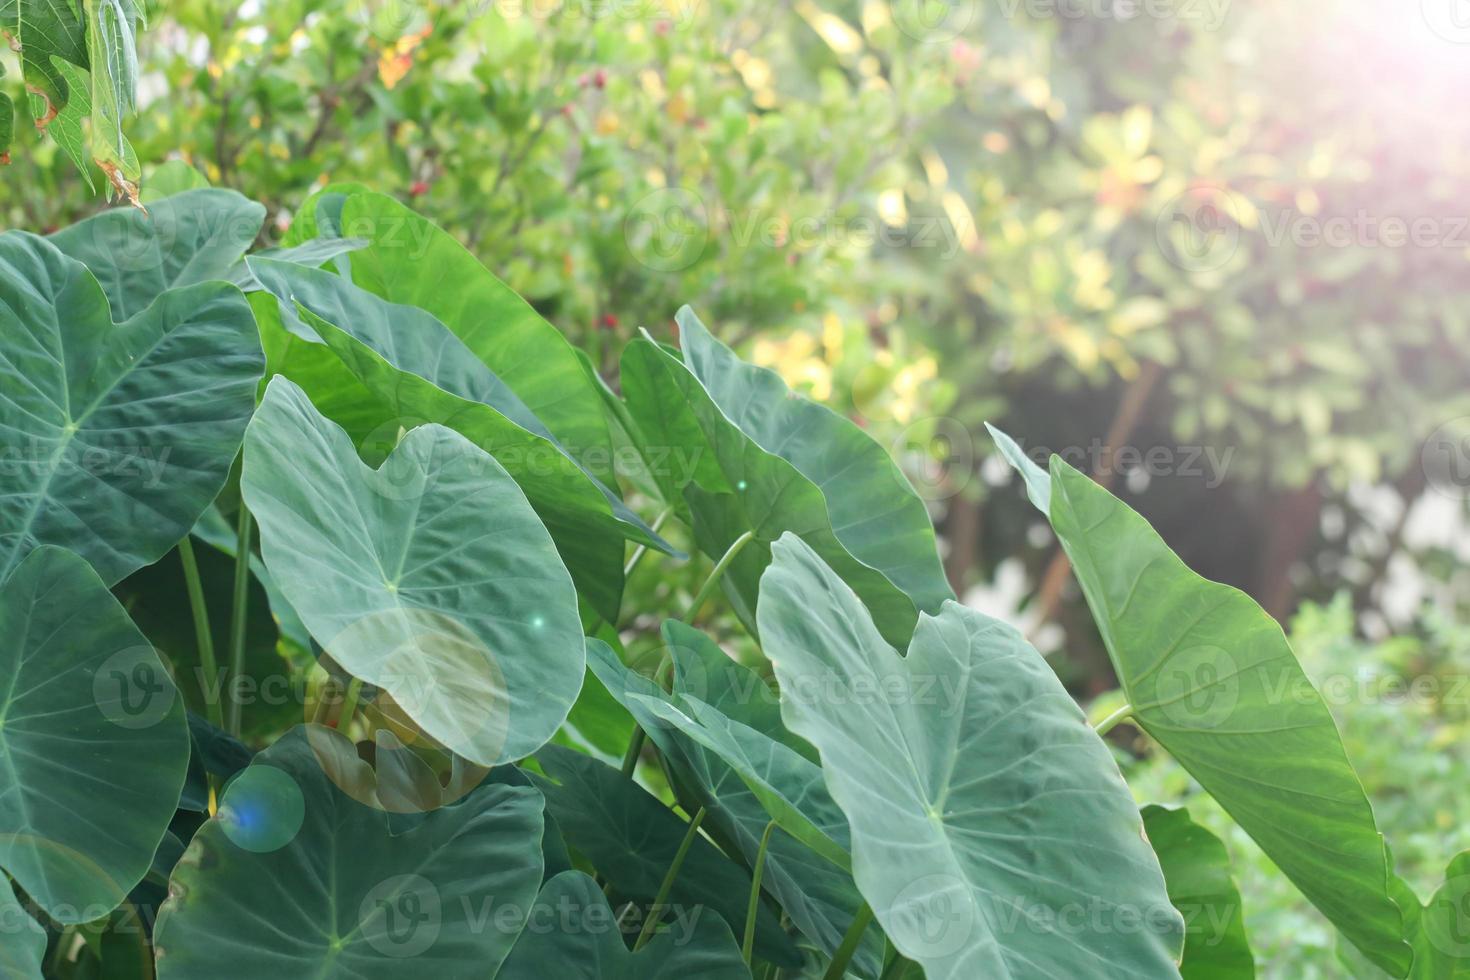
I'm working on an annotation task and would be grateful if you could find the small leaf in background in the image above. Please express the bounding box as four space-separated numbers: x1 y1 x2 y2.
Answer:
1142 805 1256 979
499 871 751 979
242 377 586 766
990 426 1411 977
758 533 1184 979
0 547 189 923
0 231 262 586
153 726 546 978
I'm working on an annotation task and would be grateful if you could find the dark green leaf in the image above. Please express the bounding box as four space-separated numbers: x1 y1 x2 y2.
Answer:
1142 805 1255 979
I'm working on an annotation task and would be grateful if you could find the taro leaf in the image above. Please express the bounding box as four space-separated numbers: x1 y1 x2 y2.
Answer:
49 189 266 320
0 547 189 923
0 874 46 978
528 744 800 968
1141 805 1254 979
498 870 751 980
141 160 210 202
153 726 546 978
241 376 585 766
247 256 675 621
180 712 255 813
586 634 877 975
621 307 951 647
334 190 617 484
758 533 1185 979
631 694 850 871
989 426 1411 977
228 237 367 292
1397 854 1470 979
0 231 262 586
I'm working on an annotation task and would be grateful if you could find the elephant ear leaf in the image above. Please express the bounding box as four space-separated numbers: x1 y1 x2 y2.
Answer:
0 547 189 923
0 231 263 586
498 870 751 979
153 726 546 978
620 306 952 647
989 425 1411 977
1141 805 1255 979
241 377 587 766
1395 853 1470 979
48 189 266 319
758 533 1184 980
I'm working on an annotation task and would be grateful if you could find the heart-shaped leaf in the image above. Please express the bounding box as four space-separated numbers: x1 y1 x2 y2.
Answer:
621 307 951 647
241 376 585 766
0 231 263 586
529 744 800 968
153 726 546 978
334 190 618 484
584 639 876 975
498 870 751 979
247 255 675 621
1397 853 1470 979
0 547 189 923
990 426 1410 977
1141 805 1255 979
759 533 1185 979
49 189 266 320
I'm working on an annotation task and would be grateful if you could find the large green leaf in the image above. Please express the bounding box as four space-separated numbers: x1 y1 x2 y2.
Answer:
0 874 45 978
989 426 1411 976
241 377 586 766
3 0 88 124
528 744 801 968
584 637 877 975
1141 805 1255 979
333 190 617 484
621 307 951 647
49 189 265 320
153 726 546 978
498 870 751 979
0 547 189 923
247 255 674 621
758 533 1184 979
0 231 262 586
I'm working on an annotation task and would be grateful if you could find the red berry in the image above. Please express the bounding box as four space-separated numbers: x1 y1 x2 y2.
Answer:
600 313 619 329
593 69 607 90
410 180 429 196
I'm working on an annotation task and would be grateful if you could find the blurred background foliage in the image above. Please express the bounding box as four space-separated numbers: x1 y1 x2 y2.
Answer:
3 1 1467 974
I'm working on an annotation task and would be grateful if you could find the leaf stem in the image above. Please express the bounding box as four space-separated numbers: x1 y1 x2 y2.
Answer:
633 806 706 951
623 506 673 579
225 505 253 736
822 902 874 980
337 676 364 732
1093 703 1134 737
744 821 778 963
684 529 756 622
178 538 224 730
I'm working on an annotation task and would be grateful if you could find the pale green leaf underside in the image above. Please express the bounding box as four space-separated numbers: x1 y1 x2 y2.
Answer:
759 533 1184 980
154 727 546 978
241 377 586 765
0 231 262 586
0 547 188 923
498 871 751 979
0 875 45 978
988 425 1410 977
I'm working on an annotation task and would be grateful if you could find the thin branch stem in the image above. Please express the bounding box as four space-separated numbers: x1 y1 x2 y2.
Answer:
633 807 707 951
623 506 673 579
1093 703 1134 737
822 902 874 980
744 821 778 963
178 538 224 730
684 530 756 622
225 505 253 736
